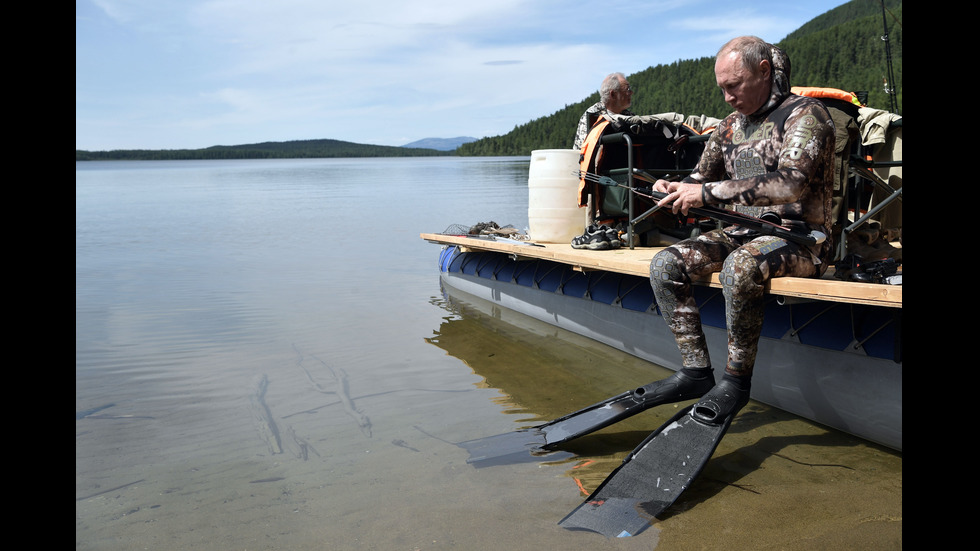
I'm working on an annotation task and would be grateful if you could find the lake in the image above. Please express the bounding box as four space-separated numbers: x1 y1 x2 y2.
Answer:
76 157 901 550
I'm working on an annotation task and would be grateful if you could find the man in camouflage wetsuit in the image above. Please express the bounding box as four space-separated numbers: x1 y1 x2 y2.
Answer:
572 72 635 150
639 36 836 424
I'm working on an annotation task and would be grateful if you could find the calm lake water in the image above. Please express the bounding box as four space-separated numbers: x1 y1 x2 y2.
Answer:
76 157 901 550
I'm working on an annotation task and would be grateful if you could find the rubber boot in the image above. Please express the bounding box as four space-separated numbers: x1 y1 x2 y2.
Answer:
691 376 751 425
630 368 715 406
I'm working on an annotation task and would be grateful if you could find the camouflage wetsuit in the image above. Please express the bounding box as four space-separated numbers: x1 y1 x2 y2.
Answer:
649 50 836 378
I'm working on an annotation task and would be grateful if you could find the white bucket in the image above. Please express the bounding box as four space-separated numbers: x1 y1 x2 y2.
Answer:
527 149 587 243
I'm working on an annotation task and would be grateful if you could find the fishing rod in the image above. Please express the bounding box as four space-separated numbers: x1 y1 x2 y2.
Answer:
578 169 826 247
879 0 899 114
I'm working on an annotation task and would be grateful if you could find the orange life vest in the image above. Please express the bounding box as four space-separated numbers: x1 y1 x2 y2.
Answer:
577 118 612 207
791 86 863 107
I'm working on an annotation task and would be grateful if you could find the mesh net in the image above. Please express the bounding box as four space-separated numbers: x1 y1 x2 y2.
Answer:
439 221 528 240
440 223 477 235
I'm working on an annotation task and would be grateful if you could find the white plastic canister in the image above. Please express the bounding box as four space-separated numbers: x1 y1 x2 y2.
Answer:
527 149 587 243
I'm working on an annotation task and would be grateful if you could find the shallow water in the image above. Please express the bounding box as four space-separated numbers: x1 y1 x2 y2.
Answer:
76 157 901 550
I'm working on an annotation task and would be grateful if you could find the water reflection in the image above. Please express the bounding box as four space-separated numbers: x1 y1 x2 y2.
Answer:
424 279 901 508
425 282 688 496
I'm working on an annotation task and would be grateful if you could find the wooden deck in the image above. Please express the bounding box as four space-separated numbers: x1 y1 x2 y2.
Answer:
420 233 902 308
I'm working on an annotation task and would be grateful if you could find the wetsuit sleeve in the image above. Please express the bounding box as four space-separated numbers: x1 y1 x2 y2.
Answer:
681 121 729 186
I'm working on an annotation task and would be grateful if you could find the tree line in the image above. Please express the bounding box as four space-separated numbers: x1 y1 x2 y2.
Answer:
75 139 449 161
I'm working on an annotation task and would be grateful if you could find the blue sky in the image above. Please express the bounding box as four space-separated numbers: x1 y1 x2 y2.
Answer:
76 0 850 151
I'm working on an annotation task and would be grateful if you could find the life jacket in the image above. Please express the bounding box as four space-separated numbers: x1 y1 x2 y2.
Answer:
577 117 612 207
791 86 863 108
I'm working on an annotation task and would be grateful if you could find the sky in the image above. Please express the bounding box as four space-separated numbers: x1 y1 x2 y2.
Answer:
76 0 851 151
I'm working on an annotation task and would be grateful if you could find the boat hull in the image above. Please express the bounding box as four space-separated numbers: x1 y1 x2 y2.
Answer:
438 246 902 451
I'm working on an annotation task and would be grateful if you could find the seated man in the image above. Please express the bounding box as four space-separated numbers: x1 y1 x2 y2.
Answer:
643 36 837 423
572 72 635 150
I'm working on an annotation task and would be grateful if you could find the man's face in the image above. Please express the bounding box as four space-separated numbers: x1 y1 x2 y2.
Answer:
715 51 771 116
607 78 633 114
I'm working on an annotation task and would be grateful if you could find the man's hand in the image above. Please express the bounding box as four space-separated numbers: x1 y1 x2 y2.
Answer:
652 180 704 216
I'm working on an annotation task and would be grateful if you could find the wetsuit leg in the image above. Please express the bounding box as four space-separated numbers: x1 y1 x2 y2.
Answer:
719 235 821 377
649 230 736 369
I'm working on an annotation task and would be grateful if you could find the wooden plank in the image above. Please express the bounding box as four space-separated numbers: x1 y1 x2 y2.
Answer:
420 233 902 308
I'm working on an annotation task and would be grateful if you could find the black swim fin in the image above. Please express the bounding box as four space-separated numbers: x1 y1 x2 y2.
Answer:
459 371 714 467
558 379 747 537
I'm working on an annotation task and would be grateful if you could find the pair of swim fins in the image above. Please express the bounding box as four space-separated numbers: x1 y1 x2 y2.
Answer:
458 374 744 538
459 371 712 466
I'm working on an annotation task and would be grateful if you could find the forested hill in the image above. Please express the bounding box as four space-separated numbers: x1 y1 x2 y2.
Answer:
457 0 901 156
75 138 450 161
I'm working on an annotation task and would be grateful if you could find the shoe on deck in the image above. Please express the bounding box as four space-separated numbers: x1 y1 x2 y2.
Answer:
571 224 611 250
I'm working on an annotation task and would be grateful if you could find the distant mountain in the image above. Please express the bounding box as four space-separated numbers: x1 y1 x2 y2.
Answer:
402 137 478 151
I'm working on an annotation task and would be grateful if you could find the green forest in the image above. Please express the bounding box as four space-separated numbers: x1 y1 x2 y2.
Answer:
458 0 901 156
76 0 901 161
